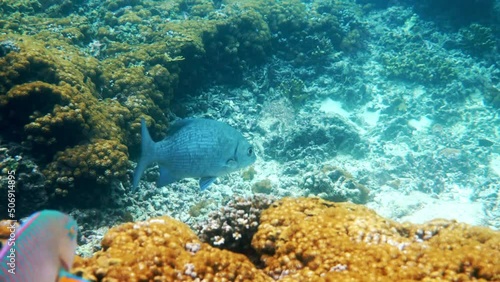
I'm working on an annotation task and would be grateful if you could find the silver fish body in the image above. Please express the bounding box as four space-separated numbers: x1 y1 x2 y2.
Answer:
132 118 256 191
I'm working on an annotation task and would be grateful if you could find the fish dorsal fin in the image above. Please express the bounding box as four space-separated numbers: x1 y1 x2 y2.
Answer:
165 119 196 136
0 213 41 257
18 211 42 231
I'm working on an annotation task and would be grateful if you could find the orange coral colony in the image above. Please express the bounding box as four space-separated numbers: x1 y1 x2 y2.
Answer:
74 197 500 281
73 216 272 282
253 198 500 281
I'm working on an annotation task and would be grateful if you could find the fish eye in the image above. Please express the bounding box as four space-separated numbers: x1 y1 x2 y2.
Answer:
247 146 253 156
68 225 77 238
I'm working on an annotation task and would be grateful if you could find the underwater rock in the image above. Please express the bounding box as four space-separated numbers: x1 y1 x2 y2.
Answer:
0 0 367 210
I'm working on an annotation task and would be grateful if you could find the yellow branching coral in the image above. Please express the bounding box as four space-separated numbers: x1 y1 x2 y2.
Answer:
252 197 500 281
73 216 272 282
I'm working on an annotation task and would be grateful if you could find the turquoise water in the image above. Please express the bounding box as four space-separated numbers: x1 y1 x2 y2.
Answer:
0 0 498 257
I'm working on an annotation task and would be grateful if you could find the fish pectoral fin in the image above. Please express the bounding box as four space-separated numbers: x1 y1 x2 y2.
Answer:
199 177 217 191
225 158 237 168
58 267 89 282
157 166 177 187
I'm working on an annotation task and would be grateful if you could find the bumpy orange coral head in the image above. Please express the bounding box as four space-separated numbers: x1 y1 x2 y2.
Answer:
0 210 88 282
133 118 256 191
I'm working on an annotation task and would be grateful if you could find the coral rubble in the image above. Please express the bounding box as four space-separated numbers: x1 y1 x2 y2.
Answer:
302 164 369 204
0 148 47 218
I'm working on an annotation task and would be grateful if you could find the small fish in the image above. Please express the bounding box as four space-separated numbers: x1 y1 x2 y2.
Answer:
133 118 256 191
0 210 88 282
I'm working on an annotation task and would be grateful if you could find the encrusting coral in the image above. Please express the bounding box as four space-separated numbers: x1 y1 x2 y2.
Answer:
252 197 500 281
72 197 500 282
43 139 129 204
73 216 272 282
0 33 169 208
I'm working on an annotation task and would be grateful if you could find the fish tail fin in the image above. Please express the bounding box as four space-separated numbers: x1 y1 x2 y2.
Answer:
132 118 155 192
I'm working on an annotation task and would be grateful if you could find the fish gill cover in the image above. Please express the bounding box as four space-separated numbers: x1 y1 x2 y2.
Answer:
0 0 499 281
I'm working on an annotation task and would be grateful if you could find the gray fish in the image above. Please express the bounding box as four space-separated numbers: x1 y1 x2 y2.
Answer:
132 118 256 191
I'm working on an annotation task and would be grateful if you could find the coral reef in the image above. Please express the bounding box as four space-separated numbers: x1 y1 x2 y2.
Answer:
302 164 369 204
252 197 500 281
196 195 275 253
0 145 47 218
0 0 497 241
72 197 500 281
459 23 497 56
43 139 129 205
381 44 457 84
0 0 84 16
0 35 140 208
399 0 497 26
0 0 365 211
0 21 181 207
73 216 272 282
371 10 462 85
263 115 364 162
